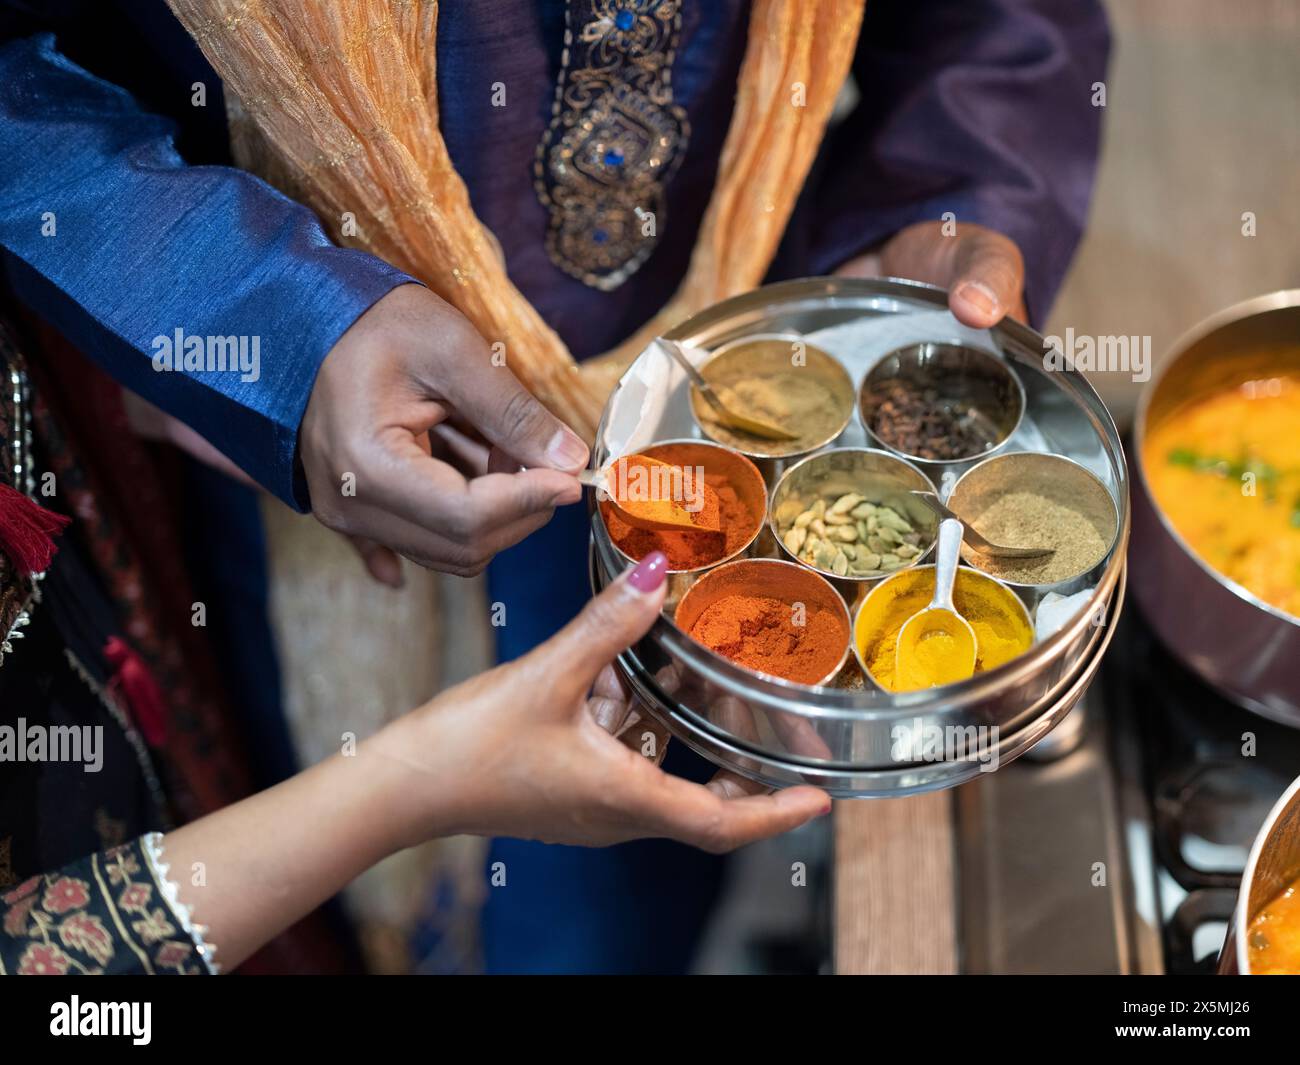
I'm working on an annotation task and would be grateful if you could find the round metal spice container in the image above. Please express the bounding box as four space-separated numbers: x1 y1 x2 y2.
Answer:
597 439 767 572
588 277 1129 797
947 451 1120 593
852 565 1034 692
768 447 939 585
857 340 1025 470
687 333 855 460
675 558 852 686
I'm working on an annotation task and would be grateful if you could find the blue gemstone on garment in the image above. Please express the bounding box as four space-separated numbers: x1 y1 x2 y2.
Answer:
593 229 609 244
604 149 624 167
615 10 635 30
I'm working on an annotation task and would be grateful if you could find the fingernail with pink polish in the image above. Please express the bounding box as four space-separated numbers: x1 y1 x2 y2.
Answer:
955 280 998 317
627 550 669 593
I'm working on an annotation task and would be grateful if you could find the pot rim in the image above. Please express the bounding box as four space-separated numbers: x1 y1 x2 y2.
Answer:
1236 771 1300 974
1133 288 1300 631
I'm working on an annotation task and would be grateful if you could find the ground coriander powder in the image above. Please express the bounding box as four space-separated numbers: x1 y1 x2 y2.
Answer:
967 490 1108 584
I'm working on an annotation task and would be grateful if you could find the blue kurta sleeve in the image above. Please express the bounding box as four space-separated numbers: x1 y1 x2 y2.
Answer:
809 0 1111 323
0 33 415 510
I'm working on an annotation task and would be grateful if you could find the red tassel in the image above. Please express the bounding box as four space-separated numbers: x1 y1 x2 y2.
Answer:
0 481 71 576
104 636 169 747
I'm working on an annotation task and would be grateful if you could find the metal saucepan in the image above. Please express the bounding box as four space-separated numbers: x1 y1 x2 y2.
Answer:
1219 772 1300 974
1131 290 1300 726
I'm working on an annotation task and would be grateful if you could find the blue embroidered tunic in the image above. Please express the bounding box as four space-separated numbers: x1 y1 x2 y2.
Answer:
0 0 1108 510
0 0 1109 975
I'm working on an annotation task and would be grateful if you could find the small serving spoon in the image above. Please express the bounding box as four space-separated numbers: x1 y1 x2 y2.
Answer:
910 491 1055 560
581 453 722 533
895 518 977 690
653 337 800 442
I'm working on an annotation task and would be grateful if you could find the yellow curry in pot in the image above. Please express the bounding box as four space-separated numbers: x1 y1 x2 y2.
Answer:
1248 873 1300 974
1144 374 1300 619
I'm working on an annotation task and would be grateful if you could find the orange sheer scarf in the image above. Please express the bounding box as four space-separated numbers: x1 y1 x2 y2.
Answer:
166 0 866 439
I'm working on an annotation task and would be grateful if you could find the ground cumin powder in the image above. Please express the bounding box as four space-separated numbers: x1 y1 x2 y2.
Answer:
688 594 848 684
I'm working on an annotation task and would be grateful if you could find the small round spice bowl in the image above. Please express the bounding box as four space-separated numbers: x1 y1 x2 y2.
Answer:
947 451 1120 598
688 333 856 476
596 438 768 605
857 341 1025 476
852 564 1035 693
768 447 940 600
674 558 853 687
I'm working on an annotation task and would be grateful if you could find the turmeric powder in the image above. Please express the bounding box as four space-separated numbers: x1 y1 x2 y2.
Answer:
856 568 1032 692
895 628 968 691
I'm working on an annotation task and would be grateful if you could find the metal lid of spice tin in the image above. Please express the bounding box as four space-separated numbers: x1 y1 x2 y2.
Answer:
600 550 1125 796
588 277 1129 797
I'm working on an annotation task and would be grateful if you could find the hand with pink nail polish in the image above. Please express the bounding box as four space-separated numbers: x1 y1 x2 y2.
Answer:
301 283 588 577
153 548 830 970
834 220 1028 329
383 549 832 852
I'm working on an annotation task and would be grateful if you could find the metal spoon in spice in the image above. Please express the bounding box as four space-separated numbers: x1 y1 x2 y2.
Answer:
581 453 722 534
653 337 800 442
910 491 1055 560
894 518 978 690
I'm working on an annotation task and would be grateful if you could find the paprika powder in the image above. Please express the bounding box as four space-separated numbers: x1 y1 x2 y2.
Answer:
600 441 765 571
602 453 721 533
687 593 849 684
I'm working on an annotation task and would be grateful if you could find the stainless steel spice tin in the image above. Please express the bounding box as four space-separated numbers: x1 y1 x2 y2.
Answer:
594 437 768 609
588 277 1129 797
674 558 853 687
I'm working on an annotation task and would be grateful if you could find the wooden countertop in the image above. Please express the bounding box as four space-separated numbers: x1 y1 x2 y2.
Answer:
833 792 958 974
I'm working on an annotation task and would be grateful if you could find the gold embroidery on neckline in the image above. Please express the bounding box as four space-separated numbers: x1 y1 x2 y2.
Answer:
534 1 690 291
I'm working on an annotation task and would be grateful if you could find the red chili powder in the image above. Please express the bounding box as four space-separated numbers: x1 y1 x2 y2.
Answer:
687 594 848 684
602 473 758 570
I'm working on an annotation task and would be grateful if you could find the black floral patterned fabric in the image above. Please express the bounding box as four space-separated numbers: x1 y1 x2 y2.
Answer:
0 836 207 975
